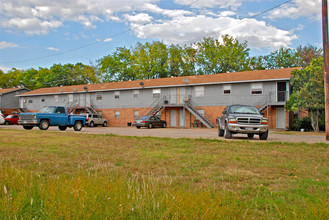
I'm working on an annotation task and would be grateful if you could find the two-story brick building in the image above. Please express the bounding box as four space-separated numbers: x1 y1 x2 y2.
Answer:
17 67 298 129
0 87 30 115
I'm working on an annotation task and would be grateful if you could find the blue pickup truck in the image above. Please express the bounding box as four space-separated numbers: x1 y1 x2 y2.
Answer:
18 106 86 131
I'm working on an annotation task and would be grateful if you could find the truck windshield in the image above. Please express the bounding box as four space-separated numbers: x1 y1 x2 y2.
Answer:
229 106 259 114
39 106 56 113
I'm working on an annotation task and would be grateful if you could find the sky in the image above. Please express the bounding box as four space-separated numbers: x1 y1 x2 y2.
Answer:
0 0 322 72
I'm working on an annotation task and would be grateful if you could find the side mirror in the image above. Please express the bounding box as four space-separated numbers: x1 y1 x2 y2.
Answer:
222 110 226 114
260 112 265 116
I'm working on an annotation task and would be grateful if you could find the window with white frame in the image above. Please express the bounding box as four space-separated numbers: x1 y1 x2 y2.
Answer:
133 110 139 119
251 83 263 95
223 84 231 95
54 95 58 102
115 111 120 118
133 90 139 99
114 91 120 99
195 86 204 97
153 89 161 98
96 92 103 101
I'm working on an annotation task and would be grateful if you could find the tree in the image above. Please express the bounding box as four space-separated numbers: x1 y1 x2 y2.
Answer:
286 57 325 132
196 35 251 74
296 45 323 67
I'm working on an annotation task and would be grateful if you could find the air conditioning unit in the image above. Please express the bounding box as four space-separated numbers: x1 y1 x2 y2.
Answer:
164 100 169 104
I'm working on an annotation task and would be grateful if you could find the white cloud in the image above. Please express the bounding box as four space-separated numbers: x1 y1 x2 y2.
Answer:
103 38 113 42
268 0 321 20
173 0 248 9
124 13 153 24
0 0 157 35
46 47 59 51
127 12 297 50
0 41 19 49
0 66 12 72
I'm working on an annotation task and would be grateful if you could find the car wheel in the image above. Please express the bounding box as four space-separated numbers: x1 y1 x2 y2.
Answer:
90 121 94 127
136 126 141 129
74 121 83 131
103 121 108 127
218 126 224 137
224 124 232 139
4 121 10 125
39 120 49 130
148 123 153 129
58 126 67 131
23 126 33 130
162 123 167 128
259 130 269 140
248 134 254 138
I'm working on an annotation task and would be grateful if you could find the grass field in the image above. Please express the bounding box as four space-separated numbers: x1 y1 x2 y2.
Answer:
0 129 328 219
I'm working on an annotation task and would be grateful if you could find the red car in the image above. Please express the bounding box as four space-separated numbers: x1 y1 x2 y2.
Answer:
5 115 19 125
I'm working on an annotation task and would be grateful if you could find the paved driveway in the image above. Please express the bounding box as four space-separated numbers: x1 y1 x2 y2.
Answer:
1 125 327 143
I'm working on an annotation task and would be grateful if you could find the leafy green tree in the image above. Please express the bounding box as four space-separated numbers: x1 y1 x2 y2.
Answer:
286 57 324 132
296 45 323 67
196 35 251 74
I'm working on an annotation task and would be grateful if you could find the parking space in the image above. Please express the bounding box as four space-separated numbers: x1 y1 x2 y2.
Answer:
0 125 327 143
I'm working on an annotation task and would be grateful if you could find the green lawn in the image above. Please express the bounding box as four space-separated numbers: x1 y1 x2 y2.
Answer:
0 129 328 219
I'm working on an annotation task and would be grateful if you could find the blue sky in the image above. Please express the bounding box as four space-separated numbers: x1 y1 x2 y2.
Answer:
0 0 322 72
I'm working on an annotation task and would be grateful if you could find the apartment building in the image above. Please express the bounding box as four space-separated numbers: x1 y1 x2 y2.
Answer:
17 68 298 129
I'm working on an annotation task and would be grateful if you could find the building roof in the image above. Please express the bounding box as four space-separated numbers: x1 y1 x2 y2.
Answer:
0 87 28 95
17 67 299 97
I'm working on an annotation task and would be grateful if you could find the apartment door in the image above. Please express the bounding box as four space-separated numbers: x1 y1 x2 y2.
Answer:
179 109 185 127
80 94 85 106
170 110 177 127
179 88 186 104
276 108 286 129
169 88 176 104
277 82 287 102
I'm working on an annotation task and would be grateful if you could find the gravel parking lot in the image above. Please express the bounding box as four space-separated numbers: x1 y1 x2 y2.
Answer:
1 125 327 143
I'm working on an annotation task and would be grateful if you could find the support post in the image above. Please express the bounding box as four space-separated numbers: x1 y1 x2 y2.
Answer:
323 0 329 140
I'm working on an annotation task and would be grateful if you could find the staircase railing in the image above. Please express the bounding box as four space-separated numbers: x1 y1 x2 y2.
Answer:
256 92 272 112
184 98 215 128
141 98 162 116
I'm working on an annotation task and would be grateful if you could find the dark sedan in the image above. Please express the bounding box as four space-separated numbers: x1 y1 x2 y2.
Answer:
132 116 167 129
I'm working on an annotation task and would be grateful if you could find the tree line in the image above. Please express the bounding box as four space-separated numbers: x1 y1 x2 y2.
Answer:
0 35 322 90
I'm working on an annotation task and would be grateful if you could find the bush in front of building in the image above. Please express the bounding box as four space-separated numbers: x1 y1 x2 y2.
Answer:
290 116 325 131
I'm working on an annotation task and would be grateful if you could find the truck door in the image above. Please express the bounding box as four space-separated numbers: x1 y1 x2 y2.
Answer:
53 107 68 126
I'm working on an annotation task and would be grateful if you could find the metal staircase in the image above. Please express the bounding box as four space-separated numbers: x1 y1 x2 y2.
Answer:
184 100 215 128
18 107 28 113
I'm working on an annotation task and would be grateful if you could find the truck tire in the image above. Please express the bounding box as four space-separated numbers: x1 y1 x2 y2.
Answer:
224 124 232 139
90 121 95 127
73 121 83 131
218 126 224 137
259 130 268 140
148 123 153 129
39 120 49 130
23 126 33 130
58 126 67 131
103 121 108 127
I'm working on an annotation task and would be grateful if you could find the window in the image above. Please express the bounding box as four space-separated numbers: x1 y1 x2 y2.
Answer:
133 90 139 99
197 109 204 116
223 84 231 95
54 95 58 102
134 110 139 119
153 89 161 98
56 107 66 114
251 83 263 95
96 92 103 101
115 111 120 118
115 91 120 99
68 94 73 102
195 86 204 97
28 100 33 103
